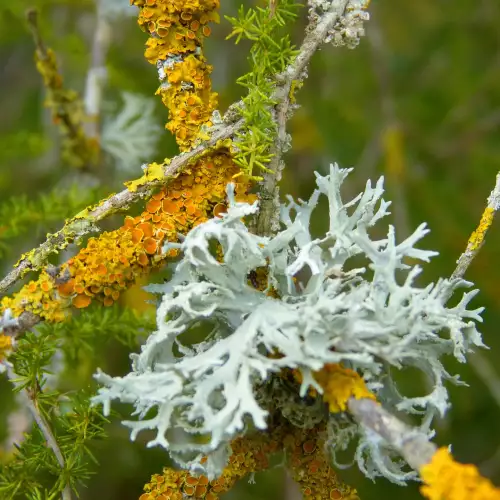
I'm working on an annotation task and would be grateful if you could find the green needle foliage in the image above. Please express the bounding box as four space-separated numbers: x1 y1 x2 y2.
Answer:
0 185 105 257
225 1 301 179
38 303 155 364
0 331 109 499
0 304 154 498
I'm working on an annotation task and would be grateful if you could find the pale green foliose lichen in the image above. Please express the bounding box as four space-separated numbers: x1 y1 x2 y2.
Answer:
93 164 484 482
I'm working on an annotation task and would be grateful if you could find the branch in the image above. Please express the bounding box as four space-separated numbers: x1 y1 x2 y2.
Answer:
451 171 500 280
0 117 243 296
347 397 437 470
4 362 73 500
255 0 350 235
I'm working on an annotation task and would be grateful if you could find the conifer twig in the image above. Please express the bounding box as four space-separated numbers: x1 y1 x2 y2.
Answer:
4 362 73 500
451 171 500 280
256 0 350 235
0 118 243 296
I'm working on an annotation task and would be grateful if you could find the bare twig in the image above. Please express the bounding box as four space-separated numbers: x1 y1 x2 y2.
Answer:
83 1 112 141
4 362 73 500
347 397 437 470
26 9 47 56
255 0 350 236
451 171 500 280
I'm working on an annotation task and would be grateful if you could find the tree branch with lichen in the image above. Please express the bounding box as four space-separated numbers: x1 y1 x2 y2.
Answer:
451 171 500 280
0 0 364 321
0 116 243 299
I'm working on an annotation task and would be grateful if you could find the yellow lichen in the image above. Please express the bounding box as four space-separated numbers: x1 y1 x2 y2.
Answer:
131 0 220 151
291 363 376 413
467 207 495 252
313 363 376 413
125 162 167 192
0 334 12 360
0 151 253 323
420 447 500 500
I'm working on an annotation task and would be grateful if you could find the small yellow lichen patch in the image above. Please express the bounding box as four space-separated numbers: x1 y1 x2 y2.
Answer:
0 334 12 360
420 447 500 500
467 207 495 252
313 363 376 413
125 162 166 192
34 48 99 169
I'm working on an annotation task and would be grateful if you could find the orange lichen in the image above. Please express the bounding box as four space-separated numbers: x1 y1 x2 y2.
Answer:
131 0 220 151
141 418 358 500
285 424 359 500
72 294 92 309
420 447 500 500
0 152 253 323
141 420 286 500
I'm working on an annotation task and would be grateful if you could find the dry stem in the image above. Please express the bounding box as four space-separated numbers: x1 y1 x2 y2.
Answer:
256 0 350 236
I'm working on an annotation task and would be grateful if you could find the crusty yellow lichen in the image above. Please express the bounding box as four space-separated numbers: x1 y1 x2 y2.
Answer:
285 424 359 500
140 418 358 500
0 334 12 361
313 363 376 413
131 0 220 151
0 151 254 323
420 447 500 500
291 363 376 413
467 207 495 252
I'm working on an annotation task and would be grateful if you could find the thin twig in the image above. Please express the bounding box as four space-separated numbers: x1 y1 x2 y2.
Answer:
347 397 437 470
0 118 243 296
83 1 112 141
451 171 500 280
26 9 47 57
4 362 73 500
255 0 350 236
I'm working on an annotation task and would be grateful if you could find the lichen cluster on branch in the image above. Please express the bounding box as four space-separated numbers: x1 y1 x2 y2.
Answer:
94 165 484 488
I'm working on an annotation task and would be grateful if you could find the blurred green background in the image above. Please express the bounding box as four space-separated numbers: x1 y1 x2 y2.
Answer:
0 0 499 499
